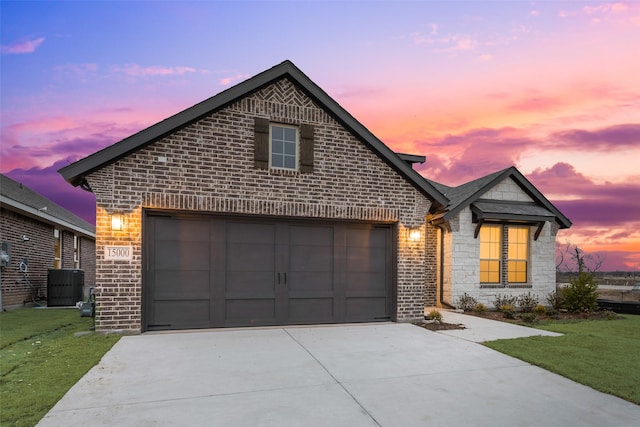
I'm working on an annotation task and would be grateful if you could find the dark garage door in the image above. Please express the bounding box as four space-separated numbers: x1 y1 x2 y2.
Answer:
144 212 393 331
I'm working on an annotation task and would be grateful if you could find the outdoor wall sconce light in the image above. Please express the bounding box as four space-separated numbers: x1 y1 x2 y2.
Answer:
111 213 124 231
409 228 421 241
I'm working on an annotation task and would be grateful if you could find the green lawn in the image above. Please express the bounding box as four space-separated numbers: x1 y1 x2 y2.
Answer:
0 308 120 427
484 314 640 405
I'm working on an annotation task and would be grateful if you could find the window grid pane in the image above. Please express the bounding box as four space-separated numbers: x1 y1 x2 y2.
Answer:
271 125 298 170
508 260 527 283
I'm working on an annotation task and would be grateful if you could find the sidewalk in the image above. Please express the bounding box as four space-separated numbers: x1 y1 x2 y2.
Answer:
428 309 562 342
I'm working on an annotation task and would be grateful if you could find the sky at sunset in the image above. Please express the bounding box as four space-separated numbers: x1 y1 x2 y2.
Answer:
1 1 639 271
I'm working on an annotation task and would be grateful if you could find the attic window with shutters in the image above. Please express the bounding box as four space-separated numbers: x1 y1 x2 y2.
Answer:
254 118 314 173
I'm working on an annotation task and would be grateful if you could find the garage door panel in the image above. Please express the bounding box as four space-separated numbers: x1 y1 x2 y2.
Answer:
288 298 333 323
154 217 210 242
289 225 333 246
227 222 275 244
226 271 275 293
153 300 210 329
155 241 210 270
289 245 333 271
225 299 275 322
345 297 389 321
347 227 387 247
346 272 387 291
226 243 275 270
288 271 333 292
346 246 386 271
154 271 210 299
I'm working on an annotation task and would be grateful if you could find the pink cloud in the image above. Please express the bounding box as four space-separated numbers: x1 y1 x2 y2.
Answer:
415 127 535 184
508 96 565 112
53 63 99 80
219 73 251 86
112 64 198 77
1 37 45 54
582 2 629 15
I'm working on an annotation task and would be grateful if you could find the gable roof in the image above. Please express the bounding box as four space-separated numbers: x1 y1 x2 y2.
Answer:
58 60 448 208
0 174 95 238
429 166 571 229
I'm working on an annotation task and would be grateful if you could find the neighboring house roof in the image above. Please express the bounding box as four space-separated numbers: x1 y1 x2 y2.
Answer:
0 174 95 238
428 166 572 230
58 60 449 208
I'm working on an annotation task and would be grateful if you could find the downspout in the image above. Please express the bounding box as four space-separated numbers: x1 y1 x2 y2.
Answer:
436 224 455 309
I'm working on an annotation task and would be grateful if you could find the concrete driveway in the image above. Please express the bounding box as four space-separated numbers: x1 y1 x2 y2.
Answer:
38 321 639 426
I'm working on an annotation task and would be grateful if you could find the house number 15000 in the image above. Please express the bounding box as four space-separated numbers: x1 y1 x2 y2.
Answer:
104 246 133 261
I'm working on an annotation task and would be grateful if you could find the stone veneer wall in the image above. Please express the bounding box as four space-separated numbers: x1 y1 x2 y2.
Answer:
87 78 434 333
443 177 560 308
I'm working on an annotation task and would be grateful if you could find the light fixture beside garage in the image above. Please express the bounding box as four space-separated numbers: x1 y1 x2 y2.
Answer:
409 227 422 241
111 213 125 231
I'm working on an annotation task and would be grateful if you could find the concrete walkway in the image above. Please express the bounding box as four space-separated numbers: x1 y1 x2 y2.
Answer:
434 310 563 342
38 321 638 426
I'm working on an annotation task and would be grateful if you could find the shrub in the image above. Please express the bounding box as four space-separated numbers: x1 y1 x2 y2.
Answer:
547 308 560 319
500 304 516 319
474 303 488 314
493 294 517 311
602 310 618 321
562 272 598 313
503 310 516 320
519 313 537 323
517 292 539 313
456 293 478 312
533 304 547 316
546 290 565 310
426 309 443 323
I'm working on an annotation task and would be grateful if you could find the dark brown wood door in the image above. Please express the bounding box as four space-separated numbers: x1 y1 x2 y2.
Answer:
144 213 392 331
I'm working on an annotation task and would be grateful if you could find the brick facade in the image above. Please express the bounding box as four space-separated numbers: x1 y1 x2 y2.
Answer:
87 78 436 333
0 207 96 308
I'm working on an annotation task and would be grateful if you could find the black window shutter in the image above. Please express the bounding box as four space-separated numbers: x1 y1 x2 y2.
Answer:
299 124 314 173
254 117 269 169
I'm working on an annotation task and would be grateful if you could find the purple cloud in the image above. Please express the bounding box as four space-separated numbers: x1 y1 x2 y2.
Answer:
549 124 640 151
6 160 96 225
528 162 640 228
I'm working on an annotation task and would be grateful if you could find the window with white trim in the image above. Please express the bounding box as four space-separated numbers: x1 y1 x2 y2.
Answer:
270 124 298 170
73 235 80 269
54 229 61 269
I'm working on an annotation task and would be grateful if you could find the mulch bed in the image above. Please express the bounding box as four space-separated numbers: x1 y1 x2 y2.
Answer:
412 320 466 331
464 309 620 324
413 307 624 332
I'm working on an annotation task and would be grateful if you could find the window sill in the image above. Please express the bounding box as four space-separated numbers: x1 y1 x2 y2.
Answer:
480 284 532 289
267 168 301 176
